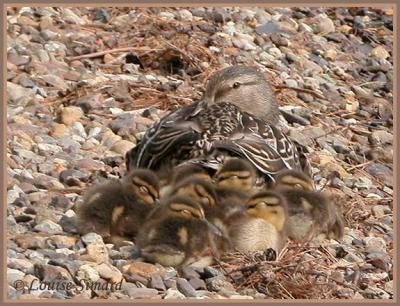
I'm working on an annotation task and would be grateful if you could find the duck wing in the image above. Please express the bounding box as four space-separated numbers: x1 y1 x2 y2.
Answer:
208 112 302 181
126 102 202 170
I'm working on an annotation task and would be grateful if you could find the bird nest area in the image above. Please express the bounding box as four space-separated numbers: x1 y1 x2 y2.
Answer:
6 6 393 300
217 247 342 299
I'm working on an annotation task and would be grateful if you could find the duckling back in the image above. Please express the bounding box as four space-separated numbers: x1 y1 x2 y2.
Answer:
75 180 124 240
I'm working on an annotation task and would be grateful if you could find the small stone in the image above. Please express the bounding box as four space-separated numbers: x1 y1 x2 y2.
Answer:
353 177 373 189
50 195 72 211
8 268 25 286
86 243 109 264
149 274 166 291
370 45 390 60
81 232 104 245
268 47 282 58
324 49 337 61
189 277 207 290
177 278 197 297
181 266 200 280
8 258 35 274
122 262 164 280
202 266 219 279
364 236 387 253
111 140 135 155
206 276 236 292
93 8 111 23
59 169 87 185
7 189 20 205
49 123 69 139
177 9 193 21
60 106 84 126
76 264 100 282
95 262 123 283
372 205 388 218
164 288 186 299
314 16 335 34
14 233 49 249
34 219 63 234
35 264 74 283
159 12 175 20
41 75 68 90
48 235 77 249
125 287 159 299
7 82 35 107
365 163 393 187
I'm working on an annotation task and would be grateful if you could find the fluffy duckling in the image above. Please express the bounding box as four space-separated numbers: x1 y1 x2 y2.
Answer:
171 176 232 253
274 170 344 242
213 158 258 219
137 195 218 267
75 169 160 246
228 191 288 255
158 163 212 197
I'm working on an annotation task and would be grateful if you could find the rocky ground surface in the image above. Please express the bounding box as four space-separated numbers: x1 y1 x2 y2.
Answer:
6 7 394 300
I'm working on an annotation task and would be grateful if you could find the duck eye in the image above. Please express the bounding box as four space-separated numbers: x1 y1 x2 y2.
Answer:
140 186 149 193
232 82 241 89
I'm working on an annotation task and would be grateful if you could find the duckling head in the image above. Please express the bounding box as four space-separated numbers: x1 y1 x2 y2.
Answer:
201 65 280 124
246 191 288 231
121 169 160 205
214 158 256 192
275 170 315 191
172 164 211 185
172 178 217 209
164 195 206 220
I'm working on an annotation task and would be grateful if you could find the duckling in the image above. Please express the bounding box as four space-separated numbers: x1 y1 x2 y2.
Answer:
160 163 212 197
213 158 258 219
136 195 218 267
126 65 309 184
228 191 288 255
75 169 160 246
274 170 344 242
171 176 232 254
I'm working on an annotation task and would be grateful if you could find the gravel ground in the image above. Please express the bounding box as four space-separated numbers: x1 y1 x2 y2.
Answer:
6 7 393 300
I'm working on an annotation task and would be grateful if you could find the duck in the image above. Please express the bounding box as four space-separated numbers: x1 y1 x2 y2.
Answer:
75 168 160 246
274 169 344 242
125 65 310 185
228 190 288 256
136 195 219 267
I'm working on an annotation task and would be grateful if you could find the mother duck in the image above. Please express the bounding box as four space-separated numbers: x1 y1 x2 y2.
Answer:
126 65 310 184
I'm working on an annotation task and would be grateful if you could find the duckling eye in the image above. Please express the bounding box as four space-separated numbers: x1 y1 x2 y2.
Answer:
230 175 239 180
139 186 149 194
181 209 192 217
232 82 241 89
